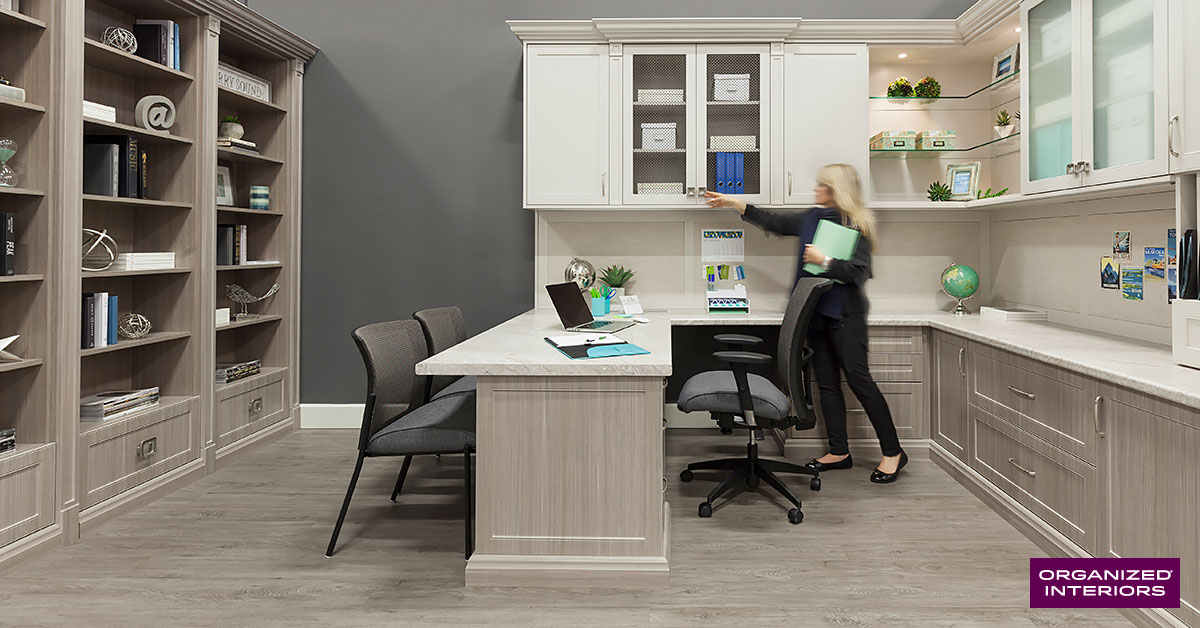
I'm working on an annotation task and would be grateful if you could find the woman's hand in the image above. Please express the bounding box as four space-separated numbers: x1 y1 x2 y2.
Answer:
803 244 827 265
704 191 747 215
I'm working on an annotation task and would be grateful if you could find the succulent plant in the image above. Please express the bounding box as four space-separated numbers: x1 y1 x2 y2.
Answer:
221 114 241 124
886 76 914 98
600 264 635 288
995 109 1013 126
913 76 941 99
927 181 952 202
976 187 1009 199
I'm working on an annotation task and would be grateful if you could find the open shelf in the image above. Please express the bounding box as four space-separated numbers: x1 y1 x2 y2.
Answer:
216 314 283 332
216 263 282 271
78 395 197 436
0 7 46 29
83 38 193 81
0 358 44 375
217 147 284 165
0 186 45 197
84 117 194 145
0 274 44 283
80 331 190 357
871 175 1174 211
216 366 287 394
707 149 759 153
870 71 1019 104
217 206 283 216
218 85 287 114
0 96 46 114
82 267 191 278
633 148 686 154
82 194 192 210
706 101 759 106
870 133 1021 160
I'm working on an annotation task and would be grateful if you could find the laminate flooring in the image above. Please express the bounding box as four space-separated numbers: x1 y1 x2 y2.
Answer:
1 430 1132 627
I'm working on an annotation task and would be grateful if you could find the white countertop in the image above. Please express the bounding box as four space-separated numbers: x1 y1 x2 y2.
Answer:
416 308 1200 409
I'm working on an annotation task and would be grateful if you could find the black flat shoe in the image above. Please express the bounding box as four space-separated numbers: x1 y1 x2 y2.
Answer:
805 454 853 472
870 451 908 484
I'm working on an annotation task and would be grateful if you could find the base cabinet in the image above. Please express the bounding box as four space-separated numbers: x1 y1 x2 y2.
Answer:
0 445 55 548
933 333 969 461
215 370 288 450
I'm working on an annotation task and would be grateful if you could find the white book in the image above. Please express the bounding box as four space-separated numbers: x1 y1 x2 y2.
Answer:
979 306 1048 322
95 292 108 349
241 259 279 265
81 400 160 422
0 83 26 102
238 225 248 265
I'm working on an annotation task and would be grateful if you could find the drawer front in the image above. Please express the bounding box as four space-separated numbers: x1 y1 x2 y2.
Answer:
216 375 286 449
83 400 198 509
970 345 1096 463
867 328 926 354
0 444 55 547
970 406 1097 553
867 328 926 383
810 381 927 440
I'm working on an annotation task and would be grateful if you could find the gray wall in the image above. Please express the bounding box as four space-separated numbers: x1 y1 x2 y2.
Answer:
248 0 979 403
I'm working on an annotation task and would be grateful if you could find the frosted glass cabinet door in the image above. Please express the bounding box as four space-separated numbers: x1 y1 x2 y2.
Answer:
1083 0 1167 185
525 46 609 206
1168 0 1200 172
1022 0 1082 193
624 46 697 205
697 45 769 205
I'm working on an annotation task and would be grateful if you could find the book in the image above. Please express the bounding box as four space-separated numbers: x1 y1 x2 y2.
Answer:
82 143 119 196
113 252 175 271
132 23 168 66
216 360 262 384
238 225 248 264
544 335 649 360
94 291 108 349
173 22 180 70
715 152 726 193
80 387 161 420
84 135 137 198
138 149 148 199
83 100 117 123
803 219 861 282
0 83 24 102
734 152 745 194
216 224 235 265
2 212 13 275
134 20 174 68
108 295 118 345
215 307 231 327
81 293 96 349
216 137 259 151
979 306 1048 322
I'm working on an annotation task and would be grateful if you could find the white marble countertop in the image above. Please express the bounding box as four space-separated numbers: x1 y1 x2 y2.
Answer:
416 308 1200 409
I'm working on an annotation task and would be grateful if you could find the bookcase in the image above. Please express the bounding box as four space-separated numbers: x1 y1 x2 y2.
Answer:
0 0 313 568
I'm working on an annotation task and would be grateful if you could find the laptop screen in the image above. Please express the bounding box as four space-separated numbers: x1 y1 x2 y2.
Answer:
546 282 594 329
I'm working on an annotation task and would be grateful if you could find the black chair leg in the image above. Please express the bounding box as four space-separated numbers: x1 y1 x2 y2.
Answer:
464 446 473 560
707 465 748 505
686 457 744 473
757 465 803 511
326 452 365 557
758 458 819 478
390 455 413 502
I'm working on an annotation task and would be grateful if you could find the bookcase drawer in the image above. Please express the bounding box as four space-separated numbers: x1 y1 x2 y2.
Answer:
867 328 926 383
215 369 287 449
81 398 199 509
0 443 55 548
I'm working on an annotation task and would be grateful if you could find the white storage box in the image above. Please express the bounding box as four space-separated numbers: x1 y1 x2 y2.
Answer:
0 83 25 102
641 122 677 150
713 74 751 102
710 135 757 151
636 182 684 195
637 88 684 104
916 130 957 150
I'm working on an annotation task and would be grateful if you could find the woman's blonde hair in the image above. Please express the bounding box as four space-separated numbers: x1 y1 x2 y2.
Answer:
816 163 876 245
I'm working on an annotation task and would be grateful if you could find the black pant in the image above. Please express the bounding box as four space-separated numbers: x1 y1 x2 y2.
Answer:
807 312 902 457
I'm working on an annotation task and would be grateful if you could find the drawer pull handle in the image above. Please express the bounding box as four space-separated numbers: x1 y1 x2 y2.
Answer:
1007 457 1036 477
137 437 158 460
958 347 966 376
1094 396 1105 438
248 396 264 416
1007 385 1035 400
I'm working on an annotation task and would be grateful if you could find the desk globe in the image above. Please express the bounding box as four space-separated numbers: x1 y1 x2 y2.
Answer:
941 263 979 315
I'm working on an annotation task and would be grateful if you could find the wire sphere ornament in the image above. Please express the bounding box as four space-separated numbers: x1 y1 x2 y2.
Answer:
82 228 118 271
102 27 138 53
226 283 279 320
117 313 152 339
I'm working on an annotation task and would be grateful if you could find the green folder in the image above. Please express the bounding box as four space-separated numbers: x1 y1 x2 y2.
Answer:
803 219 860 283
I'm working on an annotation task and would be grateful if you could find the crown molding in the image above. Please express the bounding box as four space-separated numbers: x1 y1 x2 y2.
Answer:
788 19 961 44
592 17 801 42
168 0 318 60
956 0 1022 43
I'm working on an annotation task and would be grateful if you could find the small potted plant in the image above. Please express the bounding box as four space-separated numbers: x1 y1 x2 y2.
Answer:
914 76 941 99
927 181 952 202
886 76 914 98
994 109 1016 138
600 264 635 300
219 114 245 140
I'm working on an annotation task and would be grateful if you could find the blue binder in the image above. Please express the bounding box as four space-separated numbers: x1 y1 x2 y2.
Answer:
734 153 745 194
715 152 726 193
725 153 736 194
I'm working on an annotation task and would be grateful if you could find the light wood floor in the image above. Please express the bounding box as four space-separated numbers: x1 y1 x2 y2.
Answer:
2 430 1131 627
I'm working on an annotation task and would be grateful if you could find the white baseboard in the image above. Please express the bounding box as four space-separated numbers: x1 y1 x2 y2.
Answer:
299 403 363 428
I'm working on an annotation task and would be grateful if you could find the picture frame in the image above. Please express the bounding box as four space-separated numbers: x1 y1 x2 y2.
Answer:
993 43 1019 82
216 165 235 207
946 162 981 200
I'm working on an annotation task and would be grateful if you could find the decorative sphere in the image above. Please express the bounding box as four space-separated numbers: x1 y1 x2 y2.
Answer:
102 27 138 53
564 257 596 290
117 313 152 339
941 263 980 300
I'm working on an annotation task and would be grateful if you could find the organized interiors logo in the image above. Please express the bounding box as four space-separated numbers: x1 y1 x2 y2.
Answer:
1030 558 1180 608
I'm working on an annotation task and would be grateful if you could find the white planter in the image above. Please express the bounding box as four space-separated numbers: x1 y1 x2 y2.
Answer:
607 286 626 311
994 125 1015 139
219 122 245 140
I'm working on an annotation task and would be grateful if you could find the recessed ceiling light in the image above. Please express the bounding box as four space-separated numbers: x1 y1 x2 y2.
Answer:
1014 27 1021 33
898 53 908 59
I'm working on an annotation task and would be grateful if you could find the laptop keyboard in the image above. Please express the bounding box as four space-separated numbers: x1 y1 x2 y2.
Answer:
579 321 610 329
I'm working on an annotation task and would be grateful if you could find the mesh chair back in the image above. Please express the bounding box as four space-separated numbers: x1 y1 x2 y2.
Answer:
351 319 430 440
413 307 468 397
776 277 834 401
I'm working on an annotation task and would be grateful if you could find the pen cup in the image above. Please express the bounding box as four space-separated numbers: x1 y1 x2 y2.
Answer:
591 297 607 317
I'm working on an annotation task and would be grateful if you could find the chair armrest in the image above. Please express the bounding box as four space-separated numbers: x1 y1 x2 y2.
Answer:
713 333 763 348
713 350 773 365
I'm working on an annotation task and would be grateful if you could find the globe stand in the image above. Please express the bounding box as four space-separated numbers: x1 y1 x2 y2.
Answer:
952 298 969 316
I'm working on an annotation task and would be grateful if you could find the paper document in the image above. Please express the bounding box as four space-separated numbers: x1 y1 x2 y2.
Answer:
545 334 625 348
803 220 860 282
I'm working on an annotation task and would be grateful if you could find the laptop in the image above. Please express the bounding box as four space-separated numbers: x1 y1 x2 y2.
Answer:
545 282 634 333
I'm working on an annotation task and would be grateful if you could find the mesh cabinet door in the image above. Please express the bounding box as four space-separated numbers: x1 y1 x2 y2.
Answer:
698 46 770 204
624 46 697 204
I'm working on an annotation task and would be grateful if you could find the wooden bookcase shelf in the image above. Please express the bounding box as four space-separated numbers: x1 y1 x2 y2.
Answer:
215 314 283 332
218 85 287 114
217 206 283 216
83 38 194 81
216 263 282 271
79 331 191 357
216 366 287 394
83 117 194 145
82 267 192 278
217 146 284 165
0 96 46 113
0 187 46 197
0 274 45 283
82 194 192 210
0 358 44 375
0 6 46 29
77 395 197 436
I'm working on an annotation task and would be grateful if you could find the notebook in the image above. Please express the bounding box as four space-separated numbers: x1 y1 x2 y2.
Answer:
544 334 650 360
803 219 860 283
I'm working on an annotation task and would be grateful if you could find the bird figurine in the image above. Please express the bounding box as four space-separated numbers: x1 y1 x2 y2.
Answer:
226 283 279 320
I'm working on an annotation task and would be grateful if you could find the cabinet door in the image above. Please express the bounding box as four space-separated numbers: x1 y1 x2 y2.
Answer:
697 45 770 206
1168 0 1200 172
782 45 868 205
525 45 610 206
1023 0 1084 193
1082 0 1168 185
933 333 969 461
624 45 697 205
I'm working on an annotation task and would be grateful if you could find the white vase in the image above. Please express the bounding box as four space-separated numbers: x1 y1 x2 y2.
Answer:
994 125 1015 139
219 122 245 140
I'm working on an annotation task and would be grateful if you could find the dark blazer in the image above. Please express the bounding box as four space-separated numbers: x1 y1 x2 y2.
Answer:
740 204 873 318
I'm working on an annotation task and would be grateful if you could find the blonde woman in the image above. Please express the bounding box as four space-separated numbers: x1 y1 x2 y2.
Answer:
704 164 906 483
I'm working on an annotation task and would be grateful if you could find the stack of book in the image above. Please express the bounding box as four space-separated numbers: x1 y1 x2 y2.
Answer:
132 19 181 70
83 99 117 123
0 428 14 454
80 387 160 422
83 134 147 199
217 137 259 153
113 252 175 271
216 359 261 384
81 292 118 349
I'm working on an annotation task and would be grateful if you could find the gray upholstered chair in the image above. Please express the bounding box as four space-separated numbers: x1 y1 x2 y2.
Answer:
325 319 476 559
414 307 476 400
675 277 833 524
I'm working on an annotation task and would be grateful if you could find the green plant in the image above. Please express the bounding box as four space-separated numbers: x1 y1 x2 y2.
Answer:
886 76 914 98
976 187 1009 199
927 181 952 202
221 114 241 124
913 76 941 98
995 109 1013 126
600 264 635 288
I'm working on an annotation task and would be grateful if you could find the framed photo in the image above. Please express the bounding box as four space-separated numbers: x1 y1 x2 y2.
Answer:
946 162 981 200
216 165 235 206
993 43 1019 82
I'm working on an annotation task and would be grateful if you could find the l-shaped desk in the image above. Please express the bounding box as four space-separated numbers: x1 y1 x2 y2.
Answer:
417 309 1200 622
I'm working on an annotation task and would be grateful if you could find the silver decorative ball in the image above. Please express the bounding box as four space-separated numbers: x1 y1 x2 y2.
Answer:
564 257 596 290
117 313 152 339
102 27 138 54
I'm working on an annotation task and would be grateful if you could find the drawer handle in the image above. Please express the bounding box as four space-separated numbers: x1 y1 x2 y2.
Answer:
1094 396 1105 438
958 347 966 376
248 396 264 416
137 437 158 460
1007 385 1035 400
1007 457 1036 477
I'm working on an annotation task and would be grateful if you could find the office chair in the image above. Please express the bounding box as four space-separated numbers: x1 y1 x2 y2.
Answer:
675 277 834 524
413 307 475 401
326 319 476 559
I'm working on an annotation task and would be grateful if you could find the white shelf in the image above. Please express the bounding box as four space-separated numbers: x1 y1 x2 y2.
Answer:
870 175 1174 211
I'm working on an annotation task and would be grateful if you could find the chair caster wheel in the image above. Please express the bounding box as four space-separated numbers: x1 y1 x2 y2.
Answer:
810 477 821 491
679 469 694 482
698 502 713 518
719 427 733 435
788 508 804 524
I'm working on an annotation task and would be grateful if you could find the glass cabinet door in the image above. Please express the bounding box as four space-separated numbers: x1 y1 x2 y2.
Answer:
624 47 695 204
1024 0 1080 192
697 46 769 204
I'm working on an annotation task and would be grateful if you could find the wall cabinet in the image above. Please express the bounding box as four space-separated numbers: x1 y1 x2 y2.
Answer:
932 333 969 461
1021 0 1168 193
1168 0 1200 172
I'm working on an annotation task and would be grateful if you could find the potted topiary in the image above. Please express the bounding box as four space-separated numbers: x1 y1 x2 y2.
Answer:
927 181 952 202
886 76 914 98
219 114 245 140
600 264 635 307
914 76 941 99
994 109 1016 138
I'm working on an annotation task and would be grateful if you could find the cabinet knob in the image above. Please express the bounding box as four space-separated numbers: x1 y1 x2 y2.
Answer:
1065 162 1076 174
686 186 696 197
1075 160 1090 173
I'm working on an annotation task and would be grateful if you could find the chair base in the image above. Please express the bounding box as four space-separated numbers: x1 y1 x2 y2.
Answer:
680 440 820 524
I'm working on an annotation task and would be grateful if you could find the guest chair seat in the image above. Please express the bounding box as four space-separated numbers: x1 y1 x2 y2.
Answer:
368 393 476 456
431 375 477 400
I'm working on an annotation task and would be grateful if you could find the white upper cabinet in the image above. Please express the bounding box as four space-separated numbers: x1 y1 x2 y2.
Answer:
1023 0 1082 193
525 45 610 206
1168 0 1200 172
782 45 867 205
